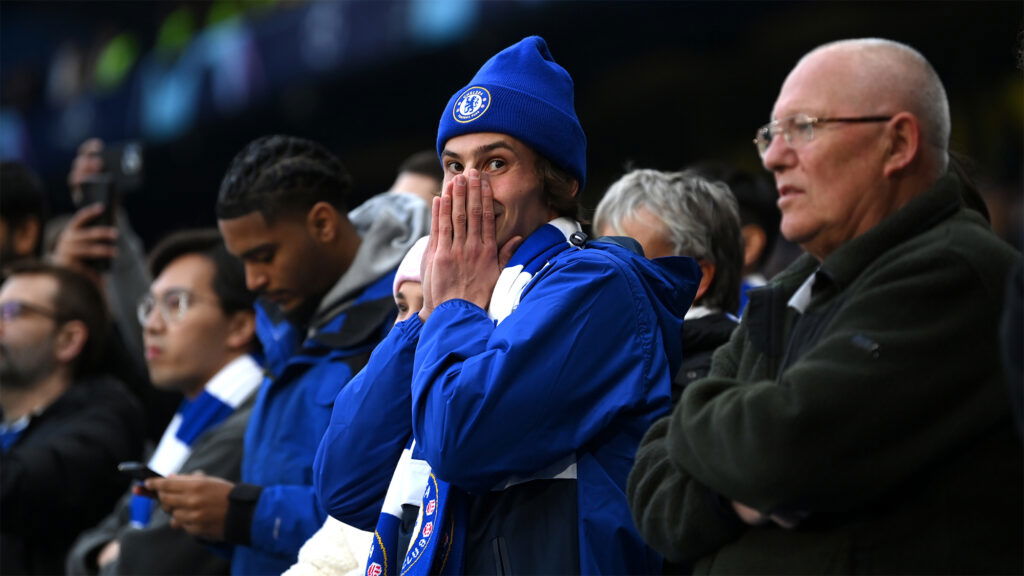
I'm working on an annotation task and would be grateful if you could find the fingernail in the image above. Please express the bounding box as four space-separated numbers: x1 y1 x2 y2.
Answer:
469 169 479 179
455 175 466 186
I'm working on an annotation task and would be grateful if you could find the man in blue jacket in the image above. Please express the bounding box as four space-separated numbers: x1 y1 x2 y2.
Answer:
147 136 427 575
394 36 701 575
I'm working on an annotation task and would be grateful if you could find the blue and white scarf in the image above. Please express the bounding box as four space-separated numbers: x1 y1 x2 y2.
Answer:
396 218 579 575
365 441 431 576
129 355 262 528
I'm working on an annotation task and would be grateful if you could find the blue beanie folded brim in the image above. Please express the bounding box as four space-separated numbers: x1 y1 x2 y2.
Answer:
436 36 587 191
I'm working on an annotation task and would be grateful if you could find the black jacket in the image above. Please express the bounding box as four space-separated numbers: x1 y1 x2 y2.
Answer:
1 376 145 575
673 312 738 403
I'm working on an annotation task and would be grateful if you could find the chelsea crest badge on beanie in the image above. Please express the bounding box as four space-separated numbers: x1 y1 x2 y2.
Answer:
437 36 588 190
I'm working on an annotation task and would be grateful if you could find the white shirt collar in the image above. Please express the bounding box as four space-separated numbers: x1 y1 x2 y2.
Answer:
787 271 817 314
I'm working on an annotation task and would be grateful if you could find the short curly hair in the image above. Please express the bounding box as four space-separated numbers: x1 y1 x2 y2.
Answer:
215 135 353 223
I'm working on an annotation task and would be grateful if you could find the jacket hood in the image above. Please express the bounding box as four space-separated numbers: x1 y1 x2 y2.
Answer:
641 254 702 319
645 255 701 375
589 238 701 376
312 191 430 330
589 237 701 320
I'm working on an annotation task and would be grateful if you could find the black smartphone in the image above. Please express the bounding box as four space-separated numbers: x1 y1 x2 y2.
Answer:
77 175 118 227
75 174 118 272
117 461 163 482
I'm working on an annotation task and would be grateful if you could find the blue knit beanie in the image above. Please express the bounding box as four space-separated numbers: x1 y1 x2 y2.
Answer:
436 36 587 190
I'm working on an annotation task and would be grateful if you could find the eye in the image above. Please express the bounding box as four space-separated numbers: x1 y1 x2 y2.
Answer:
163 291 191 319
397 303 409 314
445 161 464 173
485 158 506 171
249 249 274 264
791 115 815 135
164 292 185 309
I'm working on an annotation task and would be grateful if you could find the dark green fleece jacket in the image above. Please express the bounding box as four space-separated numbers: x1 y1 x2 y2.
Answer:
628 173 1023 575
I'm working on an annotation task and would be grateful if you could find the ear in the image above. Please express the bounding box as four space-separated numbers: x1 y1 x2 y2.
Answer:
740 225 766 270
12 217 41 257
568 179 579 199
695 260 716 302
882 112 921 178
306 202 340 243
224 310 256 351
54 320 88 366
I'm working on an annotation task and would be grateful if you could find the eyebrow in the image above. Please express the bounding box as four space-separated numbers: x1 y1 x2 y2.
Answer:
236 243 275 260
441 140 516 160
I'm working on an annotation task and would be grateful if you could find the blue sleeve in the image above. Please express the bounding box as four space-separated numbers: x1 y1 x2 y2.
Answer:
312 317 422 530
248 484 325 556
412 252 671 493
241 351 356 557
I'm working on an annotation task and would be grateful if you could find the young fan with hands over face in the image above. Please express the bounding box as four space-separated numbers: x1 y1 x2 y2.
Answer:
401 36 701 575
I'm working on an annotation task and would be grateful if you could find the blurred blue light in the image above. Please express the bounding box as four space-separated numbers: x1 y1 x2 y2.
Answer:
409 0 478 45
0 109 28 161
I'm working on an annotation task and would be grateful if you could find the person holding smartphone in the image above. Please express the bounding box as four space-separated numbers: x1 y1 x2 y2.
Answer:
67 229 262 576
144 135 429 576
48 138 178 443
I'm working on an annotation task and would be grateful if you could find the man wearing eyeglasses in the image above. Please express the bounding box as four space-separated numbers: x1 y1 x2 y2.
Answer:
67 229 262 576
628 38 1022 573
0 262 145 575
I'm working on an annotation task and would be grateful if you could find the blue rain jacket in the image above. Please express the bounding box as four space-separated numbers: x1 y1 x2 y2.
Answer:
411 237 700 575
231 272 396 576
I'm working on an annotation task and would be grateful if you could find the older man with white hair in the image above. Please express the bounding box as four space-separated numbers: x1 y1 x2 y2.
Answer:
627 38 1022 574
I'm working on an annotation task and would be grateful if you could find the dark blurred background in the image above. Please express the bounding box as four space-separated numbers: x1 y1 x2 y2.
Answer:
2 0 1021 251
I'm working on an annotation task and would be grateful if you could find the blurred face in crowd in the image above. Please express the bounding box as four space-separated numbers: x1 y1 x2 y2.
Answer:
441 133 555 247
0 275 60 388
597 207 675 259
140 254 240 398
761 46 896 260
0 217 42 271
394 280 423 323
219 210 336 320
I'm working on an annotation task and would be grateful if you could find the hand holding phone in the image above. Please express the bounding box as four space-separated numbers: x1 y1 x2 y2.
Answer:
77 175 118 228
64 174 119 272
119 462 162 498
118 461 163 481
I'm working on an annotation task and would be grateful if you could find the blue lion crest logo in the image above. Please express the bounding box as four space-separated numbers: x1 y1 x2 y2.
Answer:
453 86 491 124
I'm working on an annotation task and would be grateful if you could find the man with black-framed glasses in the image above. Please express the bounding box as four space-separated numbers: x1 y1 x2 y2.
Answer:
629 38 1022 574
68 229 262 576
0 261 145 575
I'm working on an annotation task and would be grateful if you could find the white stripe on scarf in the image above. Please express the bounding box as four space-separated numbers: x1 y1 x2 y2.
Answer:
148 355 262 476
488 217 580 324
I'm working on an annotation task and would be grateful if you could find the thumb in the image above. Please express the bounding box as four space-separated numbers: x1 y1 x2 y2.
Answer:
498 235 523 269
